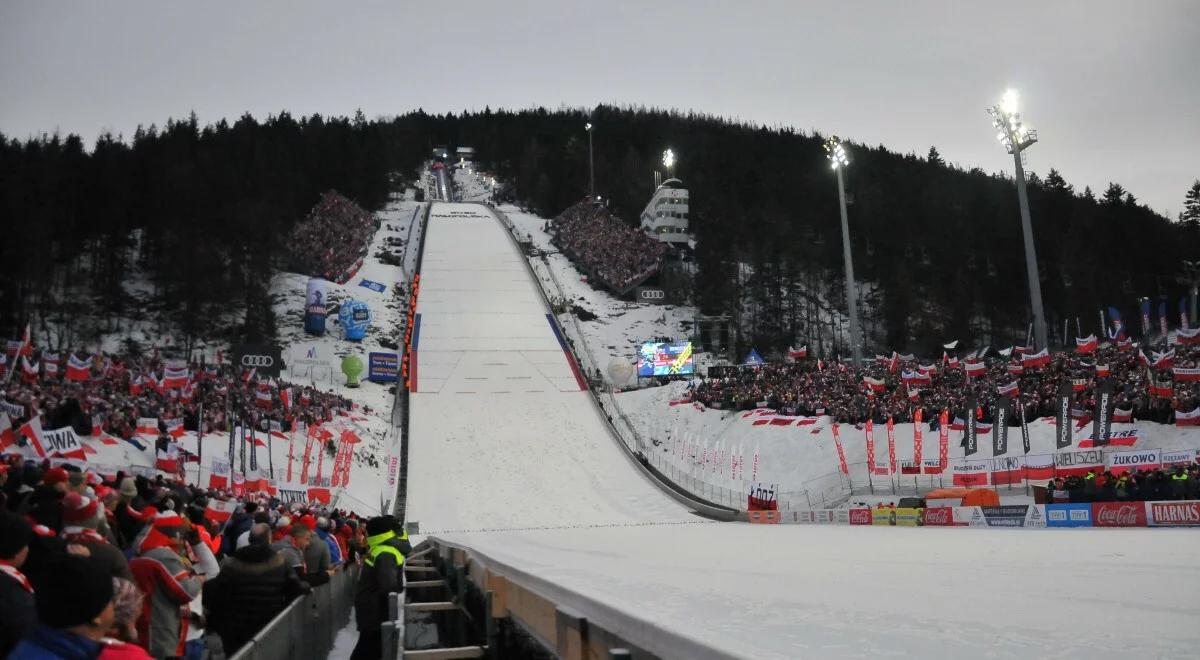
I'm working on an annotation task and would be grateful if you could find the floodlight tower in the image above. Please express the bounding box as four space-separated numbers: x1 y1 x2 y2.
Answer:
824 136 862 367
585 122 595 196
662 148 675 181
988 88 1047 351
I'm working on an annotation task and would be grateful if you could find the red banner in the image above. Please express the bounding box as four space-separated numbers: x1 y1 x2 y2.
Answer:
912 409 923 473
952 460 990 486
922 507 963 526
849 508 872 525
1092 502 1147 527
937 409 949 472
832 424 848 475
1147 501 1200 526
886 417 897 474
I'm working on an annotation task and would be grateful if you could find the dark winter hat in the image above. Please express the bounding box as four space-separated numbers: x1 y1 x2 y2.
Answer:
365 515 397 537
0 511 33 559
36 554 114 629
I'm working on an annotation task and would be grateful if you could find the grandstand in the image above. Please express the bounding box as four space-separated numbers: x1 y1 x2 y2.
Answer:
549 197 665 295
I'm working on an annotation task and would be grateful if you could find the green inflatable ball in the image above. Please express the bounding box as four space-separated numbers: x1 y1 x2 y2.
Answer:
342 354 364 387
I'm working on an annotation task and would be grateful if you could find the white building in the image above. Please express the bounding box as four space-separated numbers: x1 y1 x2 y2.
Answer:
639 178 689 246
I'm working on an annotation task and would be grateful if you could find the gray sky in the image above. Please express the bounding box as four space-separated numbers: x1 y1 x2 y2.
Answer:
2 0 1197 216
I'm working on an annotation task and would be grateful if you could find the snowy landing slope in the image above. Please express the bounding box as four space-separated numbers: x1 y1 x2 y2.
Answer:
404 203 691 533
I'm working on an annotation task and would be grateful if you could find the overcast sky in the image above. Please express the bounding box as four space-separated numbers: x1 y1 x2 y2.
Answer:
2 0 1197 216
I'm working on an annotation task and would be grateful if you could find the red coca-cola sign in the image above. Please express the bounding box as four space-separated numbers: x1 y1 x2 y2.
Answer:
849 508 872 525
1091 502 1147 527
1148 501 1200 526
922 507 954 526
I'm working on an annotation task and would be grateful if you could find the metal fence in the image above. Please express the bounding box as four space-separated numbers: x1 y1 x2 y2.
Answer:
229 564 359 660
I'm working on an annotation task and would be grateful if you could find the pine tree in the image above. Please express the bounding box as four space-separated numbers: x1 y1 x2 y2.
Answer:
1044 168 1073 194
1102 182 1126 206
1082 186 1095 201
1183 180 1200 226
927 146 944 167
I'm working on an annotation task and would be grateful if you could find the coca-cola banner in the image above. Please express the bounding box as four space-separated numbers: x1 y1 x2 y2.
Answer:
1147 501 1200 526
951 459 990 486
922 507 966 527
1091 502 1147 527
848 508 872 525
1104 448 1162 475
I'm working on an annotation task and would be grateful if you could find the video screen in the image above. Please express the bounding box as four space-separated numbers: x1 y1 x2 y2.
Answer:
637 342 695 377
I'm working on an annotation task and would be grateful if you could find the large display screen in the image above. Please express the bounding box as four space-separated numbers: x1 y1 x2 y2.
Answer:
637 342 695 377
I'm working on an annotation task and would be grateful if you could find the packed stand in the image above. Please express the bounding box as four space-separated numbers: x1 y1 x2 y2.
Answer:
0 456 410 660
0 345 362 449
690 341 1199 426
1045 464 1199 503
288 190 379 284
550 199 666 293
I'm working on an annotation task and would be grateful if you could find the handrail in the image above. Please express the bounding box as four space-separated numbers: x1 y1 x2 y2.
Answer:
228 564 359 660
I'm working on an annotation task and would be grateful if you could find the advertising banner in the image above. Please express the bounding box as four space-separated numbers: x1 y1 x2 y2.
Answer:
1104 448 1162 475
358 279 386 293
637 341 695 377
634 286 668 305
368 352 399 383
979 505 1037 527
951 459 990 486
922 507 963 526
993 396 1011 456
1091 502 1147 527
1055 381 1073 449
848 508 872 525
1046 503 1093 527
1162 449 1199 467
1091 379 1116 447
234 344 283 378
339 300 373 341
304 278 328 336
1146 501 1200 526
963 397 978 456
991 456 1026 486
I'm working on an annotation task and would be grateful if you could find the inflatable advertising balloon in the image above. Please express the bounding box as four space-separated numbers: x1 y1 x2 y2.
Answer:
342 354 364 387
304 278 328 336
338 299 372 341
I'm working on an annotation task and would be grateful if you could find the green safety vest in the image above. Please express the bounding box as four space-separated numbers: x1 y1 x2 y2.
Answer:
365 530 407 568
1172 473 1188 481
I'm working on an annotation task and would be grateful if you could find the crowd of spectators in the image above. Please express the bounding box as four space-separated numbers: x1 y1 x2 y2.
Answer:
0 457 386 659
289 190 378 284
1046 464 1200 502
550 199 666 293
690 342 1199 425
1 346 361 449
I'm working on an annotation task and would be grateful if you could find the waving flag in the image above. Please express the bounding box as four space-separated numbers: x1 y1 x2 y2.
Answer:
162 364 189 390
66 354 93 381
901 370 931 386
964 361 986 378
1071 378 1090 392
1075 335 1098 354
832 424 848 475
1177 327 1200 345
19 356 39 383
1152 349 1175 370
1022 348 1050 368
17 417 48 458
787 345 808 360
1095 364 1111 378
863 376 886 392
0 413 15 453
1175 408 1200 427
1107 306 1125 340
998 381 1020 397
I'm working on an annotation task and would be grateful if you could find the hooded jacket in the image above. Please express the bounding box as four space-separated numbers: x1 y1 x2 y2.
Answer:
203 543 307 655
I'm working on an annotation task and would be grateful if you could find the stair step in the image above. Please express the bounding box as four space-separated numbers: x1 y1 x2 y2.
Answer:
402 646 485 659
405 579 447 588
406 601 459 612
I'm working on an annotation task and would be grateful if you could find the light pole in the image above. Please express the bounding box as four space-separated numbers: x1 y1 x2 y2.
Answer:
824 136 862 367
662 148 675 181
585 122 595 197
988 89 1048 351
1182 260 1200 325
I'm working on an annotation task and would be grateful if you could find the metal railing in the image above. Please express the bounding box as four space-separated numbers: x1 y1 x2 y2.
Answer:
229 564 358 660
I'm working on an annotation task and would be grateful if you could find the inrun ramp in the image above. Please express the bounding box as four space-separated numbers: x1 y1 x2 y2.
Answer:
405 203 691 532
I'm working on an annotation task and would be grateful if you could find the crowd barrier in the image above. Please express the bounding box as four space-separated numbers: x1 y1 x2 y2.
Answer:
229 564 358 660
751 500 1200 528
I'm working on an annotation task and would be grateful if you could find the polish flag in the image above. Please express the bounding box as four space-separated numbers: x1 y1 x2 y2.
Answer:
1177 327 1200 345
205 498 236 524
951 460 990 487
255 389 273 409
863 376 886 392
136 418 159 440
1173 367 1200 382
1024 454 1056 481
1021 348 1051 368
991 456 1026 485
1152 349 1175 370
65 354 93 381
0 413 15 453
1071 379 1090 392
1095 364 1111 378
164 418 186 439
161 364 189 390
787 345 808 360
908 387 920 402
155 444 181 473
1075 335 1098 354
18 417 48 458
1175 408 1200 427
1007 363 1024 376
997 381 1020 397
964 361 986 378
1113 408 1133 423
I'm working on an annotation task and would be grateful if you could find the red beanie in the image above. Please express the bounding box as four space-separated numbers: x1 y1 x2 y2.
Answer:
62 492 100 525
43 467 70 486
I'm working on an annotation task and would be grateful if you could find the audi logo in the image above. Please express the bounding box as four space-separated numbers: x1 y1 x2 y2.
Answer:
240 355 275 367
639 290 665 300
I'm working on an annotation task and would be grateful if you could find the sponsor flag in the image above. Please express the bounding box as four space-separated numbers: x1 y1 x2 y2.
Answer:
937 409 949 472
1108 306 1125 340
1075 335 1098 353
1019 396 1031 454
886 417 897 474
1159 301 1169 337
962 397 978 456
832 423 848 475
1024 454 1055 480
866 420 888 476
1140 298 1152 337
912 408 923 472
1180 297 1190 330
1091 380 1115 447
1054 381 1073 449
993 396 1011 456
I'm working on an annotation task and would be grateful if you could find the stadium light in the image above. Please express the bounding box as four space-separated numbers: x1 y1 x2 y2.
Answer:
585 122 595 196
662 148 676 180
987 88 1047 350
824 135 862 366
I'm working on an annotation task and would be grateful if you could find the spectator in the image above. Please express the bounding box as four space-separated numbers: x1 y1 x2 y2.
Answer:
271 524 313 579
315 516 343 567
202 523 308 656
25 466 70 532
61 492 132 580
350 516 407 660
300 514 332 587
8 554 116 660
0 511 36 658
129 512 202 658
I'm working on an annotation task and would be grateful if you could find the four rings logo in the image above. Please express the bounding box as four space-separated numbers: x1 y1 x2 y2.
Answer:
640 290 665 300
240 355 275 367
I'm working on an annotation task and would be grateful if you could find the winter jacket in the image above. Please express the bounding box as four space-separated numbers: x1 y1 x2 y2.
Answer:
0 566 38 658
302 533 331 586
24 486 65 533
354 530 406 634
316 529 342 566
97 638 154 660
7 625 101 660
202 544 307 655
130 546 202 658
219 513 253 557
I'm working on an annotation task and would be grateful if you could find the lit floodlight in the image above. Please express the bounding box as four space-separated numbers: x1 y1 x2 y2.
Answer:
823 136 850 170
585 122 592 131
1001 88 1019 115
662 148 675 169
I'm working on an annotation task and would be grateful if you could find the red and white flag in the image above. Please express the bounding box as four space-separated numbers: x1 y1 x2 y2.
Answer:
164 418 186 439
787 345 808 360
886 417 897 475
136 417 159 438
1075 335 1098 353
280 387 293 411
1177 327 1200 345
1175 408 1200 427
964 361 986 378
1021 348 1050 368
17 417 48 458
1024 454 1056 480
1152 349 1176 370
1173 367 1200 382
0 413 16 453
951 459 990 486
832 423 848 475
912 409 923 471
862 376 886 392
162 362 189 390
205 497 236 524
998 381 1020 397
65 354 93 381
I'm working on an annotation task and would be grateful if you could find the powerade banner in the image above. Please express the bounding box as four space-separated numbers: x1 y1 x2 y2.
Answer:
234 344 283 378
1055 381 1073 449
1046 503 1093 527
304 278 328 336
637 341 695 377
1019 395 1031 454
963 397 978 456
1092 379 1115 447
339 300 372 341
993 396 1011 456
368 352 399 383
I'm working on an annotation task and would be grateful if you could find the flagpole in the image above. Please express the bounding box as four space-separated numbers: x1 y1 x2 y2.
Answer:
267 426 275 481
196 401 204 488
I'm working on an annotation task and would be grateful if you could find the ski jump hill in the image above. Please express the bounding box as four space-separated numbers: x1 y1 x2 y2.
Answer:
402 203 1200 659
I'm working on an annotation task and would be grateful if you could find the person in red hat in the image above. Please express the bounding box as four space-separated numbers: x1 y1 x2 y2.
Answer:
129 512 203 658
61 492 131 580
25 466 70 532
